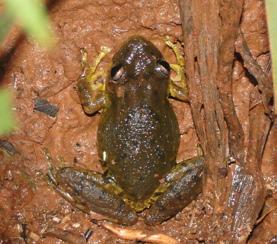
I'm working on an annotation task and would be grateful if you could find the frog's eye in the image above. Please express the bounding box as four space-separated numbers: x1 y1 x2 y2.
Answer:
111 64 124 81
156 60 170 76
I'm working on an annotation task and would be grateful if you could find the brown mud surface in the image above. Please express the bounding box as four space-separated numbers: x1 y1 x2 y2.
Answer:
0 0 276 243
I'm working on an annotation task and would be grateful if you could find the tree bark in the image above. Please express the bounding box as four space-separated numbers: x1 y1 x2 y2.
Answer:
178 0 273 242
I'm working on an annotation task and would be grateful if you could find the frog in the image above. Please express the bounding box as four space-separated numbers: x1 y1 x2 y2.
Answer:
48 36 204 226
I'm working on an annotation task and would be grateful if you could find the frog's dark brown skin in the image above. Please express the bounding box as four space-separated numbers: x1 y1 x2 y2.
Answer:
51 36 204 226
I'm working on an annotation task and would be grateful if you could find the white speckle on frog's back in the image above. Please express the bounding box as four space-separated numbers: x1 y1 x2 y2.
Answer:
102 151 107 161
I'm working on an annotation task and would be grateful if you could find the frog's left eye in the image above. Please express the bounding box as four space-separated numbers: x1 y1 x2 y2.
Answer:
156 60 170 76
111 64 124 81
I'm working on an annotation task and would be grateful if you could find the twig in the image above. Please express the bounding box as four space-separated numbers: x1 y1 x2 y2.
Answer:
43 228 86 244
255 207 277 225
102 222 178 244
235 29 273 115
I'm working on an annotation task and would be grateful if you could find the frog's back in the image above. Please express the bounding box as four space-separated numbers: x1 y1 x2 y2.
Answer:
97 36 180 201
98 101 179 201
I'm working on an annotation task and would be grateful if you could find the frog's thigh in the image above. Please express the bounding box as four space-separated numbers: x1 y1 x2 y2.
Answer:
145 157 204 225
54 167 137 225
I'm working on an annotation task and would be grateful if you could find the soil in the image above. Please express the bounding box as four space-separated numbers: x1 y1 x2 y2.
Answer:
0 0 276 243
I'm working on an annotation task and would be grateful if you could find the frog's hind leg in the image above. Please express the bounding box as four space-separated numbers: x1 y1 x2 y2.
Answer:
48 166 138 226
144 157 204 225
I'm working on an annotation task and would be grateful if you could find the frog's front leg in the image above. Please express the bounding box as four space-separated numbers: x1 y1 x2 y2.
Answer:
48 166 138 226
77 46 111 114
145 157 204 225
165 37 188 102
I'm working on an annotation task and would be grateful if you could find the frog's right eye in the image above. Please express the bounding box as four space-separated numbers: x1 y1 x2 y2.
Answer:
156 60 170 76
111 64 124 81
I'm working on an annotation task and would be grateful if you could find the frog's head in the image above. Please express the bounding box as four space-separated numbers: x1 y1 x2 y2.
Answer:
107 36 170 104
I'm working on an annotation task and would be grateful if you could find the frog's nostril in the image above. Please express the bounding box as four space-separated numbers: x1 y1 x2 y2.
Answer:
111 64 124 81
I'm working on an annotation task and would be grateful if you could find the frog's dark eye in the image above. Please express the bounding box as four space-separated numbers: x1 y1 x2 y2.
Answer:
156 60 170 76
111 64 124 81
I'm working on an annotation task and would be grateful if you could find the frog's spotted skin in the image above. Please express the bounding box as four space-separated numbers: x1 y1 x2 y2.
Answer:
49 36 204 225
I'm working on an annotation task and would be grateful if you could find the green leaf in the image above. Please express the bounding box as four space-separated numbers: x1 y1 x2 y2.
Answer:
0 12 14 42
265 0 277 112
4 0 55 47
0 89 16 134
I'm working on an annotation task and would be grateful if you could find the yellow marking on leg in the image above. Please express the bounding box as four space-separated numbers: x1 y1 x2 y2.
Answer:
165 36 188 100
165 36 185 67
88 46 111 77
80 46 111 93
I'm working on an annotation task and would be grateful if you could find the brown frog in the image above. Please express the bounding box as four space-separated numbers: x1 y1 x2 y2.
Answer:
49 36 204 225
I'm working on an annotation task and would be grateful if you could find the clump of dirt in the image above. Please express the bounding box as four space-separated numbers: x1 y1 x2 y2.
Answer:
0 0 275 243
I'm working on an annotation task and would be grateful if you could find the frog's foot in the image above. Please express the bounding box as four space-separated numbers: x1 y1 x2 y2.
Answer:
165 37 188 102
48 166 138 226
44 151 86 212
144 157 204 225
77 46 111 114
